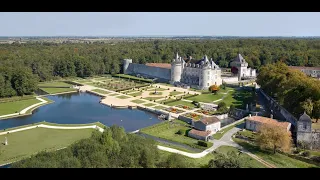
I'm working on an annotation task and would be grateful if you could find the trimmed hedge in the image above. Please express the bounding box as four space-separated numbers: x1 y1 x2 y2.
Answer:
197 140 209 147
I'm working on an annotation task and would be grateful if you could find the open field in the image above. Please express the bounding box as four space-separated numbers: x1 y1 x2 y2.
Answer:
185 93 224 103
38 81 72 88
40 88 76 94
0 98 41 116
0 127 95 165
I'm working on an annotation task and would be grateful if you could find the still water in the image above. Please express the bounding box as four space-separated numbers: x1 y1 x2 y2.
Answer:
0 92 161 132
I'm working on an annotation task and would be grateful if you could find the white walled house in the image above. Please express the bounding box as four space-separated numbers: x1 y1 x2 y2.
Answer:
245 115 291 132
188 116 221 141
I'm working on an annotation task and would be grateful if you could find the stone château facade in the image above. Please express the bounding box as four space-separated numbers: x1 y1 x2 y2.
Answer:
122 53 223 90
297 112 320 150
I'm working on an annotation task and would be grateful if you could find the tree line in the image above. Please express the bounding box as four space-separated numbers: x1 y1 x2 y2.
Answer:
12 125 246 168
257 62 320 121
1 38 320 98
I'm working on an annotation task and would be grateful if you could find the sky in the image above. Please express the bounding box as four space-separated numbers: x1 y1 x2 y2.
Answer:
0 12 320 37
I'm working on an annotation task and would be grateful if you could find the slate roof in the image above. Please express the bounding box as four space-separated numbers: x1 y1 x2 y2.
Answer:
233 54 246 63
299 112 312 122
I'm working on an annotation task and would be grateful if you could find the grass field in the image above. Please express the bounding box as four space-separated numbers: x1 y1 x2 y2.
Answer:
109 93 119 96
233 138 319 168
0 98 41 116
128 92 142 96
158 145 266 168
165 100 197 108
116 95 131 99
186 93 224 103
169 91 184 96
0 127 95 165
212 121 245 140
141 120 212 150
147 88 168 91
143 103 156 107
40 88 76 94
144 97 164 101
91 89 110 94
131 99 146 104
153 105 167 110
38 81 72 88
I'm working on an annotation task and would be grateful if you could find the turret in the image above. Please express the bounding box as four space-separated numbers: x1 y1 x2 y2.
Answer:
171 52 183 83
122 59 133 74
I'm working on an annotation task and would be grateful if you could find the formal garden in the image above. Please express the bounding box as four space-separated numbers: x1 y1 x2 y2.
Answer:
164 107 185 114
183 113 204 121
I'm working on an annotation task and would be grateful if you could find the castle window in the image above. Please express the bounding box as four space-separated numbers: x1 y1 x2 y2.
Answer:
303 123 307 130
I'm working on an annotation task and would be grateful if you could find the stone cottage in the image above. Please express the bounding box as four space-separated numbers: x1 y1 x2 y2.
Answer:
188 116 221 141
245 115 291 132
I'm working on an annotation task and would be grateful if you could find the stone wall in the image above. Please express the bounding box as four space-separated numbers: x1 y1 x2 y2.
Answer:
311 131 320 149
259 89 297 126
178 115 193 124
126 63 171 81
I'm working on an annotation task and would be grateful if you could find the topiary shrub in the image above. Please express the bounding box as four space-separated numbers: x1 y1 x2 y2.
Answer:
197 140 208 147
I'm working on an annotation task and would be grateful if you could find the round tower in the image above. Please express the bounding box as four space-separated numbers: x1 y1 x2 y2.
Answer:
171 53 183 84
122 59 133 74
200 57 211 90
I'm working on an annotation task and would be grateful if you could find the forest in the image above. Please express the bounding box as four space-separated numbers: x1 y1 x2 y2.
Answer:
1 39 320 98
257 62 320 120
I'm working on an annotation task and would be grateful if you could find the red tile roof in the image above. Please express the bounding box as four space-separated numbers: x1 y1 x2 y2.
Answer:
145 63 171 69
247 116 290 129
200 116 220 125
288 66 320 70
189 129 211 137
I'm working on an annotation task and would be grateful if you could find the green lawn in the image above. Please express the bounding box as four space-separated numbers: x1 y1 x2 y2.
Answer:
116 95 130 99
144 97 164 101
91 89 110 94
186 93 224 103
26 97 53 114
0 98 41 116
169 91 184 96
131 99 147 104
233 138 319 168
165 100 197 108
157 83 174 87
153 105 167 110
128 92 142 96
142 103 156 107
157 142 198 153
109 93 119 96
212 121 245 140
38 81 72 88
148 92 163 96
40 88 76 94
140 120 212 150
0 127 95 165
228 90 255 109
158 145 266 168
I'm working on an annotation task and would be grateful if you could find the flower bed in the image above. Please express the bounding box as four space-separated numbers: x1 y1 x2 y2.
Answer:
175 104 195 110
164 107 185 114
183 113 204 121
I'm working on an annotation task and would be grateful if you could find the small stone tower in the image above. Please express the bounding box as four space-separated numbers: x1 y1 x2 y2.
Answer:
122 59 133 74
297 112 312 147
170 52 183 84
199 55 211 90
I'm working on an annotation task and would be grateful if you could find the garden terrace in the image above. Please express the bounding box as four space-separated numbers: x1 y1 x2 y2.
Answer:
164 100 197 108
147 88 167 91
142 103 157 107
185 93 224 103
148 92 163 96
175 104 196 110
183 113 204 121
116 95 131 99
169 91 184 96
164 107 185 114
153 105 167 110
